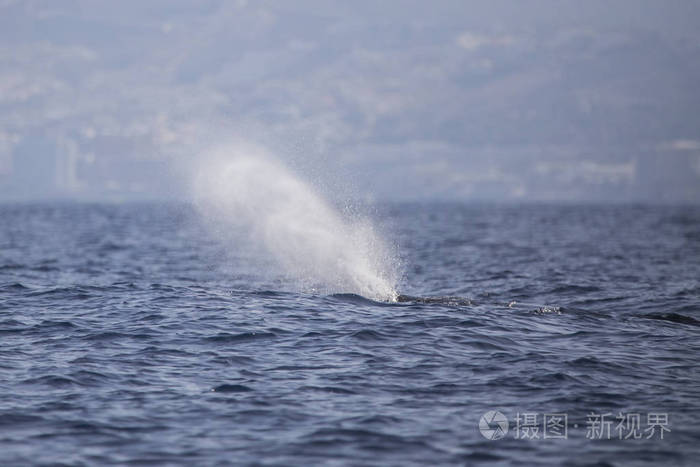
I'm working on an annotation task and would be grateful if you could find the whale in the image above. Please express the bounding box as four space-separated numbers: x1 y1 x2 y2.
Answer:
396 294 473 305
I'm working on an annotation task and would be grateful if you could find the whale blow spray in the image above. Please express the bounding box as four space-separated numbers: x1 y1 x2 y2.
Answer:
193 143 399 302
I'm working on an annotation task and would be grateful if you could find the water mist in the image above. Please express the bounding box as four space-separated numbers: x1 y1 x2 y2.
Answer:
192 143 399 302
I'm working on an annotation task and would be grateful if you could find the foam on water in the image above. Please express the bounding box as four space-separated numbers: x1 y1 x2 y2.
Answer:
191 143 399 302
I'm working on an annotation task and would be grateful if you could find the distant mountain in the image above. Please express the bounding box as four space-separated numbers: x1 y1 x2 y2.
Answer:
1 1 699 202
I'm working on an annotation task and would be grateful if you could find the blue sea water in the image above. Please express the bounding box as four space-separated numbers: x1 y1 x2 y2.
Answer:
0 202 699 466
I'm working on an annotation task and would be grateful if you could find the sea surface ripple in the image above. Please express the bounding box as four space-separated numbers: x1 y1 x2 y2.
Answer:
0 203 699 465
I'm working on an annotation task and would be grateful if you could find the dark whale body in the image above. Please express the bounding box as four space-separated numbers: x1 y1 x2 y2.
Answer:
396 294 473 306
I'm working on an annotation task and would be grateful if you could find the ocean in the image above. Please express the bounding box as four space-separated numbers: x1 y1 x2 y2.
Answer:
1 201 699 466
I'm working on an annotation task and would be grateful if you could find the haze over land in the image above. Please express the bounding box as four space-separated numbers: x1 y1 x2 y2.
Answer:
1 0 699 202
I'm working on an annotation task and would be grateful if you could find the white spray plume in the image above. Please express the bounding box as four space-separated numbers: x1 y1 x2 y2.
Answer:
192 142 399 302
